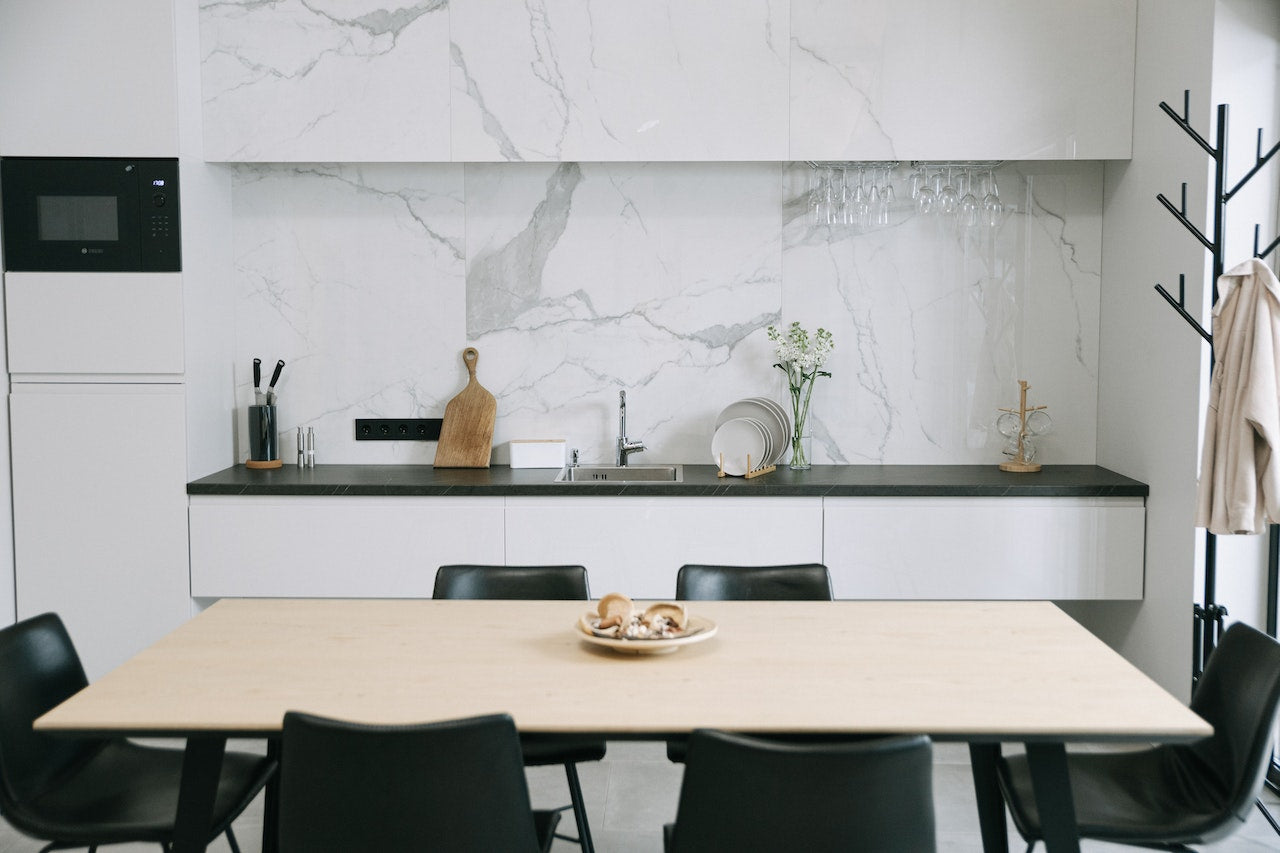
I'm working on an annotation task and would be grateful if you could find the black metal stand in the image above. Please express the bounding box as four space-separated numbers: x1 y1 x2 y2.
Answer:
1155 88 1280 816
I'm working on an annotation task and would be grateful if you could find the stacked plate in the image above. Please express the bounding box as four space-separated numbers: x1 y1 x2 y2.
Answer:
711 397 792 475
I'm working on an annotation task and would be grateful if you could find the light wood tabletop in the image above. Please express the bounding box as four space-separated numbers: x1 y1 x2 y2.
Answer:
36 598 1208 742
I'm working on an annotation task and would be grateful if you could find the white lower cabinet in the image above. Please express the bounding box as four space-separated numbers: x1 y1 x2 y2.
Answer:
188 496 505 598
503 497 825 599
822 497 1145 600
186 493 1145 602
10 384 191 680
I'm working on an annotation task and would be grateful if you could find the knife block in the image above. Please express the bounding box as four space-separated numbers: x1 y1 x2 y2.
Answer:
246 404 282 469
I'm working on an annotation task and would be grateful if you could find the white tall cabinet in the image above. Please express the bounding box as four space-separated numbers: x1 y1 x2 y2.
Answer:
0 0 184 677
5 273 191 678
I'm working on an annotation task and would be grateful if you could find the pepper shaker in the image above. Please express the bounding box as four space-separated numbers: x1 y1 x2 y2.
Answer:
305 426 316 468
296 427 305 468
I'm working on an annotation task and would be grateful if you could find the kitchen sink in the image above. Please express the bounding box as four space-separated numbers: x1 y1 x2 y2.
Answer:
555 464 684 483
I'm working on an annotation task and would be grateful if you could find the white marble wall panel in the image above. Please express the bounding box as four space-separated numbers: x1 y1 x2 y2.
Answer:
449 0 790 161
781 162 1101 464
201 0 450 161
226 161 1101 467
230 163 465 463
465 162 784 464
790 0 1138 160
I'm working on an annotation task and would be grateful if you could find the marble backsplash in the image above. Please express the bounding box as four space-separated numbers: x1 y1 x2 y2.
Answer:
229 161 1100 467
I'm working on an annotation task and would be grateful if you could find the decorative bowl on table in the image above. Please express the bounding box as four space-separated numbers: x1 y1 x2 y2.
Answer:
576 593 718 655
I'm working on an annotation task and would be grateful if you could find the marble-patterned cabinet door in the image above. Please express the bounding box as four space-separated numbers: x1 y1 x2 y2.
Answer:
200 0 1135 163
790 0 1138 161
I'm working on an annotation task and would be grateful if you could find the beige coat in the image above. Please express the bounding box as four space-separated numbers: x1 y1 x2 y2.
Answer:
1196 258 1280 534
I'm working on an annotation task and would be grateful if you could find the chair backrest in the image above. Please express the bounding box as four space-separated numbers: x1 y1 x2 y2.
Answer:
0 613 99 807
434 564 590 600
675 563 833 601
669 730 935 852
1180 621 1280 830
278 712 545 853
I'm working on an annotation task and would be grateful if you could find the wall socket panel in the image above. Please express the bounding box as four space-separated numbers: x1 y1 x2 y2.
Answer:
355 418 443 441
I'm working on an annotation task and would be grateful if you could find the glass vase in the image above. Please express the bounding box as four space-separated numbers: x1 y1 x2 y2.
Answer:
789 432 812 470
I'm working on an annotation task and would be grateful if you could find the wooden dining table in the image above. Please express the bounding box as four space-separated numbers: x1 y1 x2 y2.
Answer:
35 598 1210 853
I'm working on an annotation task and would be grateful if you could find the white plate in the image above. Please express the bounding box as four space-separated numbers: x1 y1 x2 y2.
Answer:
577 614 718 655
746 397 792 465
712 417 769 475
716 398 790 466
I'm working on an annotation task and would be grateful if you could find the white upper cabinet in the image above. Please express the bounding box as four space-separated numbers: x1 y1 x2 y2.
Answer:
198 0 1137 163
0 0 178 157
201 0 452 162
449 1 790 162
790 0 1138 161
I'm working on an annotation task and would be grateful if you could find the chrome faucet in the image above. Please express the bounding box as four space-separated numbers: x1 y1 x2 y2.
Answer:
615 390 646 466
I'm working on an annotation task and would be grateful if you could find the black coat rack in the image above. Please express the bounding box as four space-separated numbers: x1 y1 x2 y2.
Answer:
1155 90 1280 808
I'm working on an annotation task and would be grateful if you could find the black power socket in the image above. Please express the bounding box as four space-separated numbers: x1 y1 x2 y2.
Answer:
355 418 443 441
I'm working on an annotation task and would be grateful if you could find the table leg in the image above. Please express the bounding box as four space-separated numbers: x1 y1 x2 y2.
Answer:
1025 742 1081 853
172 736 227 853
969 742 1009 853
262 738 281 853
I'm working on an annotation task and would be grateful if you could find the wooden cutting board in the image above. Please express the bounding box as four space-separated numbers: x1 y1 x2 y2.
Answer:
434 347 497 468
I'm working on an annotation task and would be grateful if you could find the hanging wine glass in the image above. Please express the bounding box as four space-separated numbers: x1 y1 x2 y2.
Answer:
983 169 1003 228
879 166 895 226
959 168 980 228
939 166 959 216
916 167 936 215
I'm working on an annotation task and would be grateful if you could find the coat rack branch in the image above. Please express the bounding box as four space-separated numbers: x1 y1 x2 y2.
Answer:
1159 92 1216 156
1157 190 1215 250
1225 129 1280 202
1154 279 1212 343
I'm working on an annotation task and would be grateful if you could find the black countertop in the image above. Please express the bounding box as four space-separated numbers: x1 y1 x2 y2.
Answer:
187 464 1148 498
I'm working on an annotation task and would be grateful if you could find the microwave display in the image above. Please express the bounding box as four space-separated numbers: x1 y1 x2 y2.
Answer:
1 157 180 272
37 196 120 242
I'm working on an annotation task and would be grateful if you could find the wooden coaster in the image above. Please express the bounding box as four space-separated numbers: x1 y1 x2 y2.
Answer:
245 459 283 469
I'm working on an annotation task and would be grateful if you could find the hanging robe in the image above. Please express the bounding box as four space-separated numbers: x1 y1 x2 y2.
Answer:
1195 257 1280 535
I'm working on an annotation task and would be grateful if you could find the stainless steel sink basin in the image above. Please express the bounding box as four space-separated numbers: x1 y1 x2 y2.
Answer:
555 464 684 483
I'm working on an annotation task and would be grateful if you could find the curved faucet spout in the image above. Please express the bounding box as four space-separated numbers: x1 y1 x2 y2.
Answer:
616 390 646 466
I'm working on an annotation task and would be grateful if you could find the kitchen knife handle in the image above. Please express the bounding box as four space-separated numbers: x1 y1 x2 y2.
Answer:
268 359 285 389
253 357 262 388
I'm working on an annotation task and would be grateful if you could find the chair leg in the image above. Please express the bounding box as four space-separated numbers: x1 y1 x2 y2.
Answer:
225 825 242 853
1258 796 1280 836
550 761 595 853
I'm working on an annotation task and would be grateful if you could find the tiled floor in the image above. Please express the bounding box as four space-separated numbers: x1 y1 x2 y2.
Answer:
1 741 1277 852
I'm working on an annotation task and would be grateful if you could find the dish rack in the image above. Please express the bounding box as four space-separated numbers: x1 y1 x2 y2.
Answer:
716 453 776 479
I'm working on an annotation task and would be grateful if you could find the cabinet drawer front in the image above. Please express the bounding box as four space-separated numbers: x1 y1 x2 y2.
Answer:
823 498 1144 600
190 496 504 597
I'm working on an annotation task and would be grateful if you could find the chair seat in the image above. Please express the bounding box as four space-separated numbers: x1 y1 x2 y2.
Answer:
998 748 1244 845
520 734 606 767
7 739 275 846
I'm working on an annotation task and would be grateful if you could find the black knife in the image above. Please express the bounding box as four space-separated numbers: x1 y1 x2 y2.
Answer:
266 359 285 405
253 358 263 405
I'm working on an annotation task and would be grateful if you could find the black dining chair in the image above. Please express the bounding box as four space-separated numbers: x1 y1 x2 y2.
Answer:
433 564 602 853
0 612 276 853
665 729 936 853
667 562 834 762
674 562 834 601
997 620 1280 851
278 711 559 853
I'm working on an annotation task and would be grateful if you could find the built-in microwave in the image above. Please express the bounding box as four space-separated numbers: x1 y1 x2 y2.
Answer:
0 157 180 272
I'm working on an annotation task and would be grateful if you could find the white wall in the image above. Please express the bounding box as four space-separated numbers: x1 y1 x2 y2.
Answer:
1084 0 1218 700
174 0 237 480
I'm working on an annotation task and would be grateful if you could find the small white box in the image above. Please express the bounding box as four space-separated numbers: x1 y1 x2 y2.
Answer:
509 439 567 468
